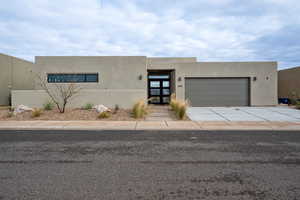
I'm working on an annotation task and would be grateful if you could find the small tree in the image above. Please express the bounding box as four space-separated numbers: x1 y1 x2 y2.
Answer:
36 74 81 113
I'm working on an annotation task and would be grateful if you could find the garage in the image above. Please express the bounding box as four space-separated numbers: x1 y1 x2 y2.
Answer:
185 78 250 107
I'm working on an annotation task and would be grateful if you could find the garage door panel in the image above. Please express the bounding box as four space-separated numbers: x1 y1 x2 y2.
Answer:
185 78 249 107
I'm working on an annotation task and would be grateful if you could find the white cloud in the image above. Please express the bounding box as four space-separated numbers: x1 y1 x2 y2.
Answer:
0 0 299 69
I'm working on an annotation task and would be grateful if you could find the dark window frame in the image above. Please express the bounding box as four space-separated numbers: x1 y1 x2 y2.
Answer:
47 73 99 83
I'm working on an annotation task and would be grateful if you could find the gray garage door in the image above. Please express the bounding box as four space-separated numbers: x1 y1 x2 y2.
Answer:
185 78 250 107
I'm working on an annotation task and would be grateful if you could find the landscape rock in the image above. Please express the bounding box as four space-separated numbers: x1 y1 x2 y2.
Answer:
13 105 34 115
93 104 111 113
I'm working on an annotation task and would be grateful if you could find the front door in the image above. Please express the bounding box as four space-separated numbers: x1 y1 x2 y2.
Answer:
148 73 171 104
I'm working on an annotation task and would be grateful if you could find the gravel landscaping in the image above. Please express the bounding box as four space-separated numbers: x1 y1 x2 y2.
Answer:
0 108 137 121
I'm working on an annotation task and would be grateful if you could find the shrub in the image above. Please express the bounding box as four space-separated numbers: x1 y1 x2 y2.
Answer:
177 101 188 120
289 91 299 105
98 111 111 119
113 104 119 114
82 103 94 110
6 111 13 118
43 101 54 110
132 100 148 119
169 94 188 120
296 101 300 110
31 108 42 118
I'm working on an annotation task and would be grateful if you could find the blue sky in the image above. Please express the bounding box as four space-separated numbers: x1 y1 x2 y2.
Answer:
0 0 299 69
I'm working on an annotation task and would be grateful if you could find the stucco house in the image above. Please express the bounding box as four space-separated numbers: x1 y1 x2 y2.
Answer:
278 66 300 100
0 53 278 108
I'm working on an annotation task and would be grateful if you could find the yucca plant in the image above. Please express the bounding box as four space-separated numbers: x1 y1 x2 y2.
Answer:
132 100 148 119
31 108 42 118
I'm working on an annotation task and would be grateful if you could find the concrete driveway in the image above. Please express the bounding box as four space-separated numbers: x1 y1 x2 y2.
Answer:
187 107 300 122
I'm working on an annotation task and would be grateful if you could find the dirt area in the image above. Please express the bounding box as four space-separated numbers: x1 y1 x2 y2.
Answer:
0 105 189 121
0 108 138 121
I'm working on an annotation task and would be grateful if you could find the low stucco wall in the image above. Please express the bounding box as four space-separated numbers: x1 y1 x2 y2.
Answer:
12 89 147 109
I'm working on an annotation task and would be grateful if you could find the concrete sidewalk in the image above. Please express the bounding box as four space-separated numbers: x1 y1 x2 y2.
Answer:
0 120 300 131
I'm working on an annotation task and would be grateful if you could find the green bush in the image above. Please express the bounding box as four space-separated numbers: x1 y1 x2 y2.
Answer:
132 100 148 119
43 101 54 110
82 103 94 110
31 108 42 118
98 111 111 119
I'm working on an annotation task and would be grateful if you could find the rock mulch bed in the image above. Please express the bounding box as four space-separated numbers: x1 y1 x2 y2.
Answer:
0 108 136 121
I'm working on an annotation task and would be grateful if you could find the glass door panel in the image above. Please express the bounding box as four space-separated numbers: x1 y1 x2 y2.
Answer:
162 81 169 88
150 81 160 88
148 73 171 104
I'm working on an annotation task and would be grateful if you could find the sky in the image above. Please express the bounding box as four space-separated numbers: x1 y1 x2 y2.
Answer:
0 0 299 69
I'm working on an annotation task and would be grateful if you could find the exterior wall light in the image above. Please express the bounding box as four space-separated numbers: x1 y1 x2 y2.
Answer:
138 75 143 80
253 77 257 81
178 77 182 81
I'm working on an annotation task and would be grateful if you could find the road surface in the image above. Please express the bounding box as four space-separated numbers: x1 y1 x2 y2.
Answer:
0 130 299 199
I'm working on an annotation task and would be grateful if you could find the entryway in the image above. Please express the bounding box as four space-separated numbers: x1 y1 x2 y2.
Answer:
148 71 173 104
145 105 174 121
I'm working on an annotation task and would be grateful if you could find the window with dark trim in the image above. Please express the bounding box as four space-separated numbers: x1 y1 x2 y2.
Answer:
47 73 99 83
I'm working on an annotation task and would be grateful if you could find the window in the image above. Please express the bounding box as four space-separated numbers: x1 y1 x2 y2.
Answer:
47 73 98 83
148 75 170 79
162 81 169 87
163 89 170 95
150 89 160 95
150 81 160 88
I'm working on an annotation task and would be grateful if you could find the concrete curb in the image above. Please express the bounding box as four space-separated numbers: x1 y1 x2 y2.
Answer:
0 120 299 131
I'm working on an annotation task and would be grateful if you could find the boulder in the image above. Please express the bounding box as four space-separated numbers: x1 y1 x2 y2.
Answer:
93 104 111 113
14 105 34 115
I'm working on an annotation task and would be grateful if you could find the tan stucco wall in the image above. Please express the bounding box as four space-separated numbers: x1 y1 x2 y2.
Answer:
278 66 300 98
11 56 148 109
0 53 34 105
148 62 277 106
7 55 277 108
147 57 197 65
34 56 147 90
12 89 146 109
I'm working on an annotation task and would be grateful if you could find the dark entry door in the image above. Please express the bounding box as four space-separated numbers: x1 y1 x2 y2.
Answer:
148 74 171 104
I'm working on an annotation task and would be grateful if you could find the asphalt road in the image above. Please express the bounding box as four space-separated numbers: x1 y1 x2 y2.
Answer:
0 130 300 200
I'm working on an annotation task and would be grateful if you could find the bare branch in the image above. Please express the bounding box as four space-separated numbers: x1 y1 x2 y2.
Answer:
34 73 81 113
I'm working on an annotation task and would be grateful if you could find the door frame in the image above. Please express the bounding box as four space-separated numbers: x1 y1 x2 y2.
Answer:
148 71 171 104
